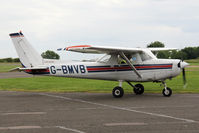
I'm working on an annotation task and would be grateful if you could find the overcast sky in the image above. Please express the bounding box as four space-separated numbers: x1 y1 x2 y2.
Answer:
1 0 199 60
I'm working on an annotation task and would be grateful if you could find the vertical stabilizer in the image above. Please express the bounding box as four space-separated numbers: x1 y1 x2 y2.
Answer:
9 32 43 67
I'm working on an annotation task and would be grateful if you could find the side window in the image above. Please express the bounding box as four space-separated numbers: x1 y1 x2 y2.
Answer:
130 53 142 63
97 55 111 63
140 52 152 61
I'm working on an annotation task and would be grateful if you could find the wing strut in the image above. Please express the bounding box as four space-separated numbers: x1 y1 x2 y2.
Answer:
119 52 142 78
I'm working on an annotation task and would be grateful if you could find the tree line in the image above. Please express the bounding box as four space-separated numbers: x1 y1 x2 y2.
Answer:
0 50 60 63
147 41 199 60
0 43 198 63
0 58 20 63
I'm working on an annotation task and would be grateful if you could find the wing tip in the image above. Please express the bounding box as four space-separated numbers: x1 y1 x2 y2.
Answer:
66 45 91 51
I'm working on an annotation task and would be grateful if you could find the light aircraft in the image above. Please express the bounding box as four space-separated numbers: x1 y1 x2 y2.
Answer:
10 31 189 98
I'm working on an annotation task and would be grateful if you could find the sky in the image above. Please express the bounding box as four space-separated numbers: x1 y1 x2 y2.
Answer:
1 0 199 60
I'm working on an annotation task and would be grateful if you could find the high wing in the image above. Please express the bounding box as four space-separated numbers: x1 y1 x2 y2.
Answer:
59 45 177 54
59 45 143 54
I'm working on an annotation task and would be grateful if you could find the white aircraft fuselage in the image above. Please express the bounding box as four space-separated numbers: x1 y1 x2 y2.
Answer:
26 58 182 82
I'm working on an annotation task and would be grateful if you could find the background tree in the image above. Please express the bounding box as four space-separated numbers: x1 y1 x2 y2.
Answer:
41 50 60 59
147 42 199 60
170 50 187 60
4 58 13 62
147 41 169 58
13 58 20 62
181 47 198 59
147 41 165 48
0 58 20 62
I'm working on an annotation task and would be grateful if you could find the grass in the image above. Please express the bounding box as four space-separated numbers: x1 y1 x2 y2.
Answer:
185 58 199 66
0 70 198 93
0 63 20 73
0 60 199 93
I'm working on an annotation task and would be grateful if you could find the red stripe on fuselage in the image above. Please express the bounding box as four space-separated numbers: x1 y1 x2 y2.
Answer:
136 65 172 69
87 65 172 71
87 66 130 71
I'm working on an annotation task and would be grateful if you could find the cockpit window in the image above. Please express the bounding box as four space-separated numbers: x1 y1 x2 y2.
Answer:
118 55 127 64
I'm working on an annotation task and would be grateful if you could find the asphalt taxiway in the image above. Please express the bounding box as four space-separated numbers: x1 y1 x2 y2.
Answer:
0 91 199 133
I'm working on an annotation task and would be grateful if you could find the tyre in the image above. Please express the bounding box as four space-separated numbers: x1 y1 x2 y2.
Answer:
134 84 144 95
112 86 124 98
162 87 172 97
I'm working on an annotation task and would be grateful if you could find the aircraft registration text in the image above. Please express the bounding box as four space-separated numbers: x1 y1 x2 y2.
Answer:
50 65 86 74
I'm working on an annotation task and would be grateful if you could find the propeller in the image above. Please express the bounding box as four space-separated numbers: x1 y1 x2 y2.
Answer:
178 60 189 86
182 67 186 85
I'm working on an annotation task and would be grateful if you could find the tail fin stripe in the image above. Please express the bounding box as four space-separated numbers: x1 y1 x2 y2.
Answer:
9 32 24 38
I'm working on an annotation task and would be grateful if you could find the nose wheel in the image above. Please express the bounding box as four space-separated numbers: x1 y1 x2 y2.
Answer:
161 82 172 97
162 87 172 97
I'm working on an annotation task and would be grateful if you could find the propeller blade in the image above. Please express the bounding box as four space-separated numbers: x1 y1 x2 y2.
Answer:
182 68 186 85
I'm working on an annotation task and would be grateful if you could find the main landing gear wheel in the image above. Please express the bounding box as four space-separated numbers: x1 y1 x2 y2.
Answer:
112 86 124 98
134 84 144 95
162 87 172 97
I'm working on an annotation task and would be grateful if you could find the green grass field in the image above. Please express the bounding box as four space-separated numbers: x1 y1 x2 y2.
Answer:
0 63 20 73
185 58 199 66
0 61 198 93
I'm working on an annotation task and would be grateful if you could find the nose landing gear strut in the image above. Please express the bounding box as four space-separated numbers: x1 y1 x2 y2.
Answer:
161 81 172 97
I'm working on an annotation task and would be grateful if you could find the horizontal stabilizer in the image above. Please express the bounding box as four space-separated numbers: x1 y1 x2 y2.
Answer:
9 67 22 72
9 67 49 75
10 67 48 72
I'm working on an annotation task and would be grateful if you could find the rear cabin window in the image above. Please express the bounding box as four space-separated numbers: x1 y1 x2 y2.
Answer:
97 55 111 63
140 52 152 61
